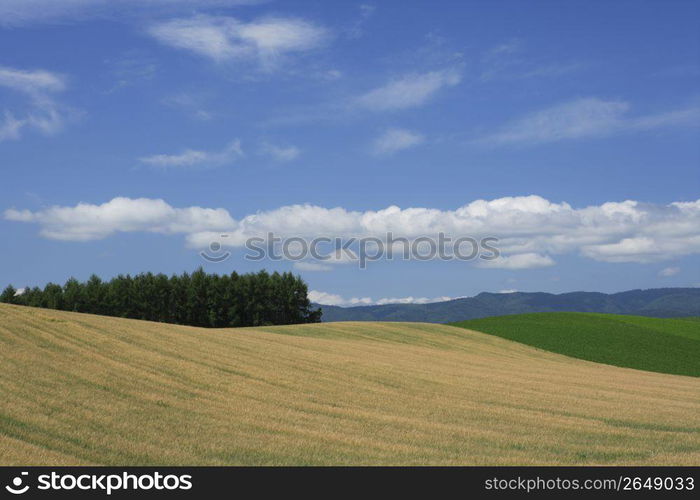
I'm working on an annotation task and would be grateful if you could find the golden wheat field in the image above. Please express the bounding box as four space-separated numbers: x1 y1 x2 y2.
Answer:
0 303 698 466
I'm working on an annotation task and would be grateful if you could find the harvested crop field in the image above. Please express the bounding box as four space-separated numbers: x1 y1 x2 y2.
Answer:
1 304 698 465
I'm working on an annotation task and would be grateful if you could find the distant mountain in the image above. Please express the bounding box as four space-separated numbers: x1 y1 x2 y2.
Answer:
317 288 700 323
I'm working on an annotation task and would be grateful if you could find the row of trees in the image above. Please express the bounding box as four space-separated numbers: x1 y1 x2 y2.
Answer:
0 268 322 327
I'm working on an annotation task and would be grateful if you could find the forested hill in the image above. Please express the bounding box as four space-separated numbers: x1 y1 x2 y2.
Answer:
317 288 700 323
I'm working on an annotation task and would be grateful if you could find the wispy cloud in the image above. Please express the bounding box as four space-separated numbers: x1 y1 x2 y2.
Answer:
104 52 157 93
478 97 700 146
346 4 376 39
480 39 584 82
0 67 65 93
139 140 243 169
356 69 461 111
478 253 555 270
0 0 262 26
659 266 680 277
372 128 424 155
483 39 521 60
0 112 24 141
148 15 329 71
260 142 301 162
161 93 213 121
0 66 73 141
293 262 332 272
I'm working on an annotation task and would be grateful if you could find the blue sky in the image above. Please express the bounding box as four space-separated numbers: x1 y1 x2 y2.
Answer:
1 0 699 306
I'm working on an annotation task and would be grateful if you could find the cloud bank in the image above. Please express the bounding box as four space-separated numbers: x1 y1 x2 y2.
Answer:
5 195 700 266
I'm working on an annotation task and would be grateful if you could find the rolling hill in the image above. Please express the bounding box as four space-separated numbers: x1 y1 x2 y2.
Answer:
452 313 700 377
318 287 700 322
1 304 698 466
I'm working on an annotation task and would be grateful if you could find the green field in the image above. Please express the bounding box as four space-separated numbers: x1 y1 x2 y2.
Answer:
452 312 700 377
1 304 699 465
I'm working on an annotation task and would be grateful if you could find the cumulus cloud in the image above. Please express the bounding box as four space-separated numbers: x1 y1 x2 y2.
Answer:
148 15 329 70
5 195 700 266
659 266 680 277
479 97 700 146
0 66 72 141
357 69 461 111
139 140 243 169
4 197 235 241
372 128 424 155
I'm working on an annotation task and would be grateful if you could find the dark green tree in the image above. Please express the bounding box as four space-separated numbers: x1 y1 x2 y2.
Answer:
0 284 18 304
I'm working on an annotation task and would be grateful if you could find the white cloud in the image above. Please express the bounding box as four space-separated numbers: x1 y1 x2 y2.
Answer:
4 197 236 241
484 40 521 59
357 69 461 111
659 266 680 277
308 291 373 306
139 140 243 169
479 97 700 146
6 195 700 266
479 253 555 270
0 66 71 141
294 262 332 272
0 67 66 94
148 15 329 70
498 289 518 294
375 295 457 305
0 112 24 141
309 290 459 306
260 142 301 162
372 128 424 155
0 0 261 26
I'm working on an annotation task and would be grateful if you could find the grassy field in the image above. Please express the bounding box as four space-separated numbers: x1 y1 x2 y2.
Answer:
451 313 700 377
1 304 698 466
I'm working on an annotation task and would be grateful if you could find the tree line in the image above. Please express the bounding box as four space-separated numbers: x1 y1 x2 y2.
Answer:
0 268 322 327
